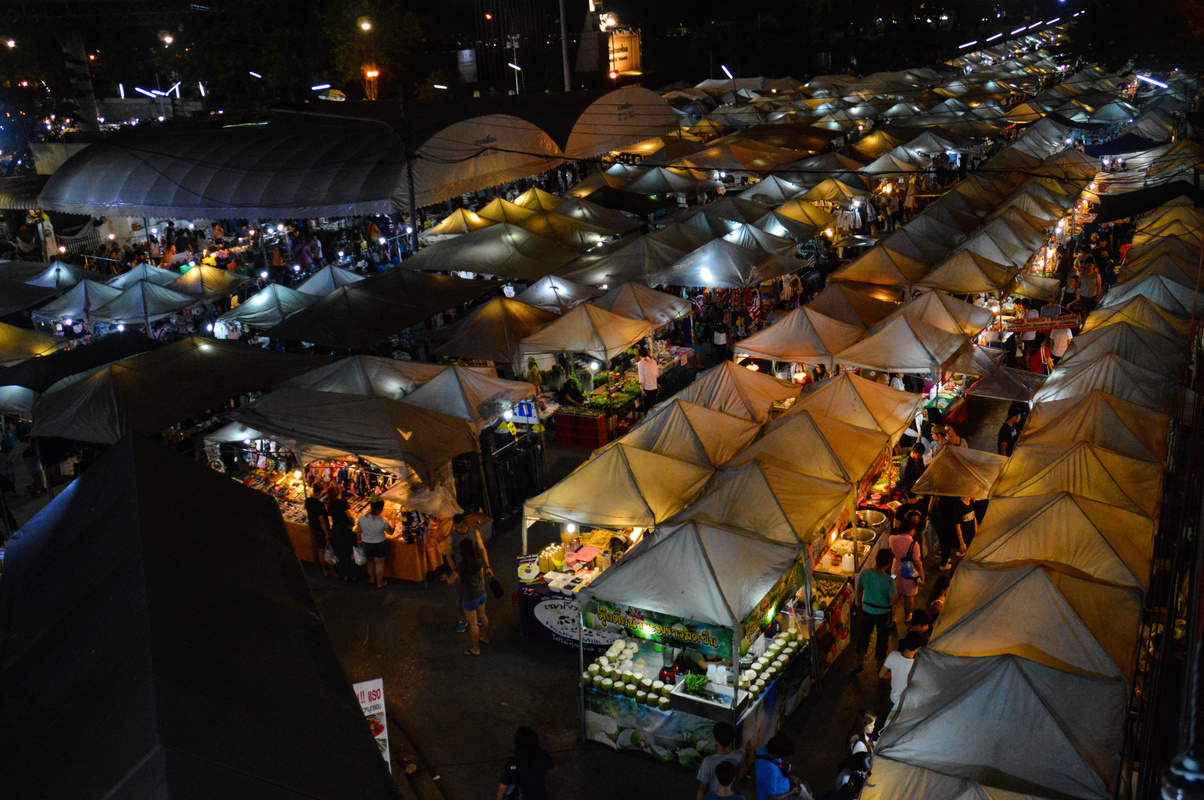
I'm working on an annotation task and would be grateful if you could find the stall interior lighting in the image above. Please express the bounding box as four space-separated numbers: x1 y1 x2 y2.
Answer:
1136 74 1169 89
117 324 125 331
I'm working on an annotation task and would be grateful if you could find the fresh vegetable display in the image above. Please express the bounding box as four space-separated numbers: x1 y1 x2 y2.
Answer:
681 674 709 696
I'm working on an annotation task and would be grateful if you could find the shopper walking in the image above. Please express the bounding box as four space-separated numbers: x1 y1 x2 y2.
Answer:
889 517 924 623
445 513 492 656
354 498 395 588
305 479 335 578
497 725 557 800
325 484 358 582
851 549 898 673
755 733 811 800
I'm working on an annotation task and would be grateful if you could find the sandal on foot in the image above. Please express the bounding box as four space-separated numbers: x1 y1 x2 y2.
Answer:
464 649 481 657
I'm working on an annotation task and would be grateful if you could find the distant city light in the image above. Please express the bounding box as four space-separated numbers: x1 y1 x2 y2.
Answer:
958 40 977 49
433 84 447 90
134 87 156 98
249 71 262 79
986 33 1002 42
507 63 521 71
311 84 331 91
1010 26 1026 34
721 65 733 79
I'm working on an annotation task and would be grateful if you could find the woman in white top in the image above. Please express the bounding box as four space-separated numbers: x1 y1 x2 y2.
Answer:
355 499 396 588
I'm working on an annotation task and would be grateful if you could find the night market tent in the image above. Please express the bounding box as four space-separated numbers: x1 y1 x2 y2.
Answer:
1081 296 1190 341
673 141 802 174
30 338 328 443
227 388 477 481
560 236 688 286
402 224 579 280
1031 353 1178 411
882 290 994 336
775 152 868 185
754 211 823 242
513 186 565 211
726 409 889 485
860 151 921 176
873 651 1126 800
969 493 1155 590
954 227 1036 269
295 264 365 296
265 271 499 350
992 443 1164 518
1063 322 1190 370
733 306 864 367
829 247 931 292
774 198 836 229
590 282 692 328
88 280 199 324
790 372 922 443
0 322 66 367
518 210 617 251
522 443 712 530
601 399 760 467
915 250 1017 294
431 297 558 366
805 283 896 327
399 366 536 433
32 279 124 322
650 222 716 254
0 280 57 317
799 178 871 203
217 283 318 329
965 366 1047 402
851 130 906 159
678 196 772 226
0 436 397 800
0 332 160 414
671 361 798 424
1017 391 1169 463
515 274 604 314
911 446 1007 500
835 317 968 374
552 197 641 235
1124 251 1202 288
425 207 493 238
25 261 103 290
943 343 1006 378
279 355 485 399
625 166 716 196
877 228 954 266
739 175 807 205
1010 272 1063 302
519 303 652 362
722 225 795 255
470 197 538 225
168 264 251 300
673 459 855 545
642 240 801 288
106 262 182 290
1098 274 1204 318
580 520 798 630
860 757 1064 800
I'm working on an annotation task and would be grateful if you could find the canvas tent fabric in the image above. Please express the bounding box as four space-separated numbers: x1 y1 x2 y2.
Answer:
835 317 968 374
1060 324 1184 372
992 443 1164 518
1018 391 1169 462
402 224 579 280
673 459 854 545
265 271 500 350
425 207 493 238
33 279 124 322
589 282 693 328
0 435 397 800
829 247 931 292
0 279 57 317
726 409 888 485
861 757 1060 800
928 562 1142 680
400 366 535 432
106 263 181 290
24 261 104 290
580 520 798 628
722 224 795 255
965 366 1047 402
229 388 477 480
1081 296 1190 342
523 443 713 528
0 333 160 414
0 323 66 367
911 446 1007 499
520 303 652 362
1031 353 1177 412
552 196 642 235
294 264 365 297
513 186 565 211
30 338 330 443
89 280 198 323
217 283 318 329
560 236 689 286
282 355 483 398
515 274 604 314
379 481 463 518
671 361 798 423
804 283 897 327
944 343 1006 377
600 399 761 467
754 210 823 242
518 210 617 251
968 493 1155 590
915 250 1017 294
734 306 864 367
642 239 801 289
874 650 1126 800
432 297 558 365
167 264 250 300
882 291 995 336
789 372 923 443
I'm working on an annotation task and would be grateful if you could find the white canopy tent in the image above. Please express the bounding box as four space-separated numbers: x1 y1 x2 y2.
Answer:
734 307 865 367
670 361 798 423
589 282 693 328
514 275 604 314
992 443 1164 518
217 283 318 329
600 399 761 467
788 372 923 444
911 446 1007 499
519 303 652 362
294 265 365 297
725 409 889 485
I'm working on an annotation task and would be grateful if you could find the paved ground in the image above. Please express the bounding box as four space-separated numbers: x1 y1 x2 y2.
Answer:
307 393 1010 800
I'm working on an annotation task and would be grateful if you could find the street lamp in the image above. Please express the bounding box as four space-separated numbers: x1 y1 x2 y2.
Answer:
721 64 735 96
358 17 372 32
508 62 522 95
363 66 380 100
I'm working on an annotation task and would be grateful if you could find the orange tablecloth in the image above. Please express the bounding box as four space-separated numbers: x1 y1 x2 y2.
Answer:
284 520 426 582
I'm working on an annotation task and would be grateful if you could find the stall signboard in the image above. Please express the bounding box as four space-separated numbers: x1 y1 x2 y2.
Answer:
519 584 624 653
1005 313 1079 334
738 562 804 656
582 599 732 661
353 678 391 771
585 689 717 768
509 400 540 425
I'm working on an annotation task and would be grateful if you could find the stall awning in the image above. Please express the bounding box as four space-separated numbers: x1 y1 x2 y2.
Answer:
0 174 48 210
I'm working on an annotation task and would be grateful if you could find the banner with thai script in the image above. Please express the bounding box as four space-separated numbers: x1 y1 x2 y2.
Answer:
581 599 732 659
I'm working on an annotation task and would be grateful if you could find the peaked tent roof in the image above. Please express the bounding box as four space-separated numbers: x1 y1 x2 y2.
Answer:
580 520 798 628
881 290 995 336
733 306 865 366
589 282 693 328
217 283 318 329
915 250 1017 294
476 196 538 224
431 297 558 365
800 177 871 203
944 342 1006 377
0 279 57 317
965 365 1047 402
168 264 251 300
969 492 1155 589
1081 296 1190 342
722 224 796 255
1032 353 1177 411
402 223 579 280
560 235 689 286
642 239 801 288
31 338 330 443
993 443 1164 518
400 366 536 432
673 459 854 545
294 264 366 297
514 274 604 314
0 436 397 800
788 371 923 442
88 280 199 323
835 317 968 374
739 175 807 205
280 355 483 399
1060 324 1184 371
671 360 799 423
1019 390 1169 462
24 260 105 290
425 207 494 237
1098 273 1204 317
106 263 181 290
523 443 713 527
911 446 1007 499
600 398 761 467
0 332 160 414
804 283 897 326
520 302 651 362
874 650 1126 800
32 279 124 321
0 322 67 367
726 409 888 484
829 247 931 291
754 210 823 242
517 209 617 251
929 562 1142 680
513 186 565 211
552 196 642 235
775 198 836 228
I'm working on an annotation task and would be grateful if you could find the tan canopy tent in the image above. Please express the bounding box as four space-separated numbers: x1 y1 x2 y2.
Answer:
929 562 1142 680
25 261 104 291
734 306 865 367
672 459 854 546
739 175 807 205
216 283 318 329
753 210 822 242
965 365 1047 402
726 409 888 485
829 247 930 292
1098 273 1204 317
881 290 995 336
551 197 641 236
522 443 712 530
993 443 1164 518
520 303 652 362
800 178 871 204
1081 296 1190 342
944 343 1006 377
774 198 836 229
401 366 536 433
915 250 1017 294
589 282 692 328
968 493 1155 590
874 650 1126 800
861 757 1058 800
512 186 564 211
518 210 617 252
787 371 922 443
106 263 181 290
1032 353 1178 411
877 228 953 266
280 355 479 399
835 317 968 374
677 196 772 226
168 264 250 300
403 224 579 281
1060 324 1184 371
476 197 537 225
1018 390 1169 462
911 446 1007 499
0 323 66 367
431 297 557 366
642 239 801 289
597 399 761 467
579 520 798 629
294 264 365 296
721 224 795 255
514 274 603 314
561 235 690 286
671 361 798 423
424 207 493 238
804 283 897 327
33 280 124 322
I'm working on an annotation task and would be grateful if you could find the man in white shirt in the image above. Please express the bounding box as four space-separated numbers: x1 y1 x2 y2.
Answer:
879 633 923 707
1017 299 1039 355
636 346 660 409
1049 327 1073 363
